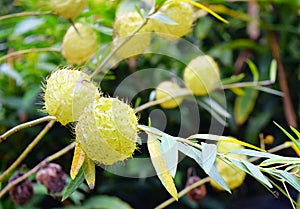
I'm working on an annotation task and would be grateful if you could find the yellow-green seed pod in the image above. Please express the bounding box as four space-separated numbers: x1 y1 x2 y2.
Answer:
210 139 247 190
151 0 194 41
76 97 138 165
44 68 100 125
156 81 184 109
183 55 220 96
51 0 88 19
114 12 151 58
62 23 98 65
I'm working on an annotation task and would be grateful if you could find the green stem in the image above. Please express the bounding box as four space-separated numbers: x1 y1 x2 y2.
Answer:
154 177 210 209
221 80 274 89
0 116 56 143
0 47 61 62
134 89 192 112
90 18 149 79
0 11 53 21
0 120 55 182
0 142 75 198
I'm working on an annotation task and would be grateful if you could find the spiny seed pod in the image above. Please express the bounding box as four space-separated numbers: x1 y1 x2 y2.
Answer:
76 97 138 165
186 176 207 202
183 55 220 96
156 81 184 109
210 139 247 190
62 23 98 65
43 68 100 125
36 163 67 194
114 12 151 58
151 0 194 41
50 0 88 19
9 172 34 205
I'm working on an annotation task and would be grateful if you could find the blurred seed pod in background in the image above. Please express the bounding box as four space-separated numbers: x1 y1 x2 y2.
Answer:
9 171 34 205
36 163 67 194
185 167 207 202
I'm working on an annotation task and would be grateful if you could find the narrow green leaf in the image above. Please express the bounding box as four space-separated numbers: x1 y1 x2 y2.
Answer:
178 142 230 192
134 4 144 18
201 143 217 174
155 0 167 8
230 149 280 159
209 165 231 193
160 134 178 177
148 12 178 25
278 171 300 192
260 157 300 166
186 134 265 152
290 126 300 139
62 169 84 201
177 141 202 163
84 195 133 209
269 59 277 83
234 88 259 125
274 122 300 151
246 60 259 81
221 73 245 85
241 160 273 188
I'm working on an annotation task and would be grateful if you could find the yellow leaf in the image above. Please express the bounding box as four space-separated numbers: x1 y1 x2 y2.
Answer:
231 87 244 96
180 0 228 23
147 134 178 200
83 157 96 190
220 137 266 152
70 143 85 179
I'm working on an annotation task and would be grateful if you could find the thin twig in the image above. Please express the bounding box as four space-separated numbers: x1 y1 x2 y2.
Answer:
0 116 56 143
0 47 61 62
90 19 149 79
282 180 296 209
134 89 192 112
0 120 55 181
269 32 297 128
0 142 75 198
0 11 53 21
221 80 274 89
154 177 210 209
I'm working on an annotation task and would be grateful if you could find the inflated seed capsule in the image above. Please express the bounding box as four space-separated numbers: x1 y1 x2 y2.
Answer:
183 55 220 96
114 11 151 58
76 97 138 165
62 23 98 65
151 0 194 41
43 68 100 125
155 81 184 109
210 139 247 190
51 0 88 19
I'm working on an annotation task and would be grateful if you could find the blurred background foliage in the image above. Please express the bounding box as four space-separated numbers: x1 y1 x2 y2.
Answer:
0 0 299 209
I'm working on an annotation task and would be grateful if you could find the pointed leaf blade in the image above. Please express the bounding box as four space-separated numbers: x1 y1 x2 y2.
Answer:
62 169 84 201
70 143 85 179
278 170 300 192
241 160 272 188
147 134 178 200
160 134 178 177
201 143 217 174
83 157 96 190
209 165 231 193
